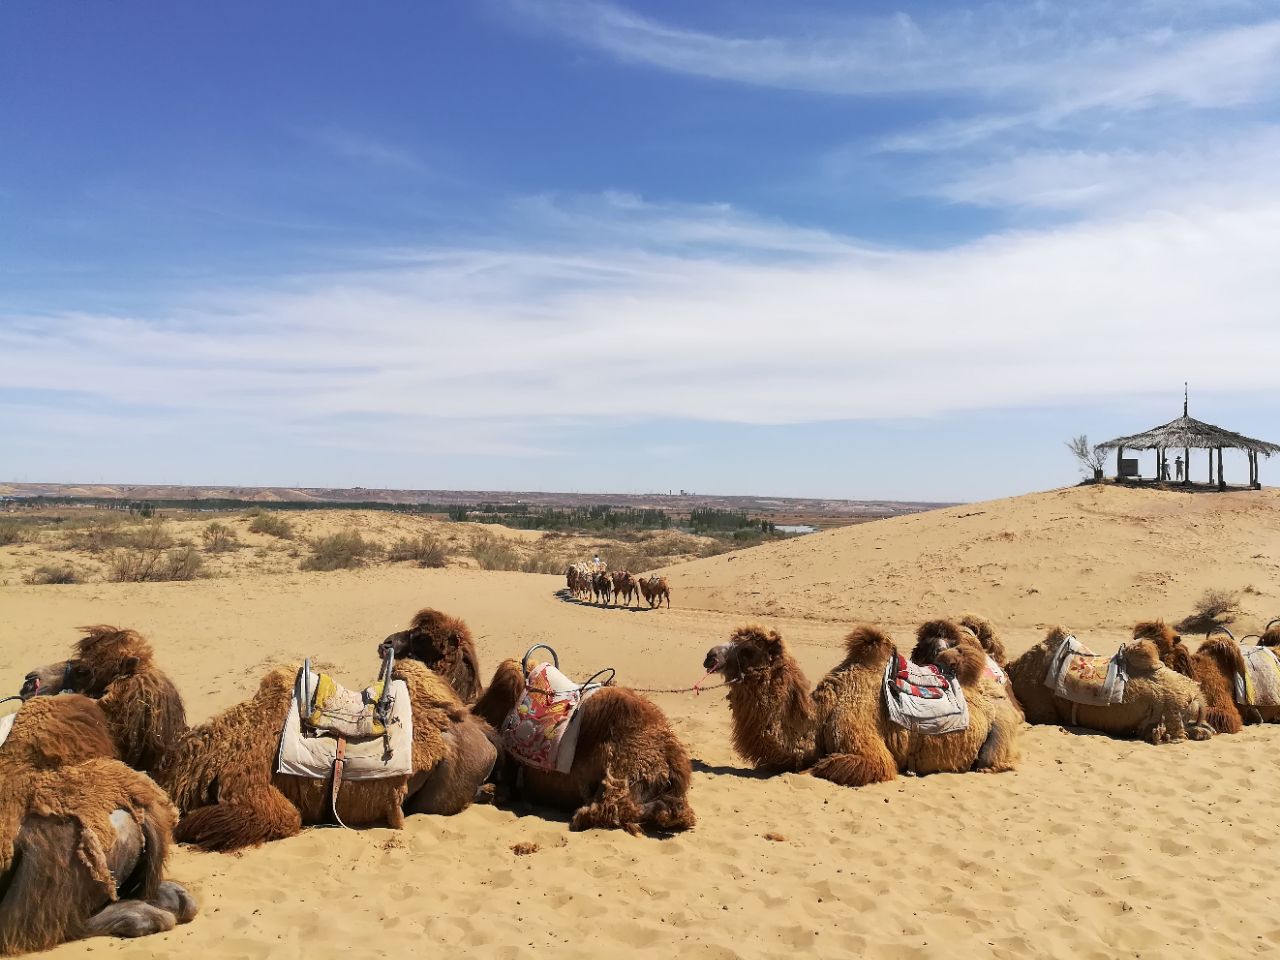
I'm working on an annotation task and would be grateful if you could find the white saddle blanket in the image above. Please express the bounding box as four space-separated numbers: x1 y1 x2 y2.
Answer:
1045 636 1127 707
1237 645 1280 707
0 711 15 752
883 656 970 735
276 669 413 781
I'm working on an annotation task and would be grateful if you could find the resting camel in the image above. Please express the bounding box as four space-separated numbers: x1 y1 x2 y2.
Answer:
1006 626 1215 743
381 607 483 704
20 625 185 773
472 661 695 835
1135 621 1243 734
23 627 498 852
0 696 197 954
954 612 1023 719
702 621 1020 785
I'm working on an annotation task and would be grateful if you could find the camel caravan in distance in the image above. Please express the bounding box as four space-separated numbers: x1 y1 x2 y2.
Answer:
8 606 1280 953
564 561 671 609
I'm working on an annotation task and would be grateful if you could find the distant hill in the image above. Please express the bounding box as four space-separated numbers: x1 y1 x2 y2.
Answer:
0 482 948 525
656 484 1280 632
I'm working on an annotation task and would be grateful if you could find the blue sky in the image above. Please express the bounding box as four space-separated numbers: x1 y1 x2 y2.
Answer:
4 1 1280 501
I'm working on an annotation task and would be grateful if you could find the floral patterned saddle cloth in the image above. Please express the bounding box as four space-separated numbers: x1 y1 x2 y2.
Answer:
500 648 614 773
1045 636 1127 707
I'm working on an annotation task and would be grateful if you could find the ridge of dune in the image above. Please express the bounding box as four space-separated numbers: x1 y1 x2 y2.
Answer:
659 484 1280 632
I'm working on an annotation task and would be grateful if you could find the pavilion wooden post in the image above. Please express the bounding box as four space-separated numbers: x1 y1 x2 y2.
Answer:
1217 445 1225 490
1183 446 1190 485
1208 448 1214 484
1115 446 1123 481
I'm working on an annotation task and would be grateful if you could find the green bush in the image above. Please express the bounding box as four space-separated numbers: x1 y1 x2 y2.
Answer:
301 531 376 571
469 531 522 571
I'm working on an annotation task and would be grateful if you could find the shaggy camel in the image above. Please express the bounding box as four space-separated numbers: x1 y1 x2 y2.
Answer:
702 621 1020 785
24 628 498 852
1135 621 1244 733
952 613 1023 719
472 660 695 835
0 696 196 954
381 607 483 704
20 625 185 774
1006 626 1215 743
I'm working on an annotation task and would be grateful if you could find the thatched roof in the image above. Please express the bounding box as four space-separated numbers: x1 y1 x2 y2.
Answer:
1099 413 1280 457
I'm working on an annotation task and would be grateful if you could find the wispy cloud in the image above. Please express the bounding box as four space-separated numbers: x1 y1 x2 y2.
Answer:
4 189 1279 450
305 127 430 173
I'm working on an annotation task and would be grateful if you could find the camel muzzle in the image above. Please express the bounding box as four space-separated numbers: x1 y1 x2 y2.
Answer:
703 645 730 673
19 674 40 700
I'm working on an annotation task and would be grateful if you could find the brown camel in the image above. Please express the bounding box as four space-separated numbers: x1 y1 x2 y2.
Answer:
952 612 1023 719
24 629 498 852
609 570 640 607
1134 621 1244 734
641 576 670 609
591 571 612 606
702 621 1020 786
1006 626 1215 743
20 626 185 774
0 696 197 954
381 607 483 704
472 660 695 835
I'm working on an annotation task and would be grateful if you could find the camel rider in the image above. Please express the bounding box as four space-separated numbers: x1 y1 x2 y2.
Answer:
592 554 603 572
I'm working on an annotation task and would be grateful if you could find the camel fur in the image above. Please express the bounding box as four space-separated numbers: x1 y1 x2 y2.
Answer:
381 607 484 704
473 660 695 836
1006 626 1215 743
25 630 498 852
935 613 1023 719
21 626 186 776
0 697 196 955
1135 621 1244 733
162 658 496 851
703 622 1020 788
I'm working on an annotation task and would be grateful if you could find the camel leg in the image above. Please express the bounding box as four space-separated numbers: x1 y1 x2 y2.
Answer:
973 717 1018 773
175 785 302 852
403 720 498 816
571 769 646 836
149 881 199 924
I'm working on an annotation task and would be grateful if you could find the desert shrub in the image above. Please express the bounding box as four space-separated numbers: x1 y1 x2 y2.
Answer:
1177 588 1242 634
201 521 240 553
387 533 451 568
520 541 568 574
107 544 204 582
301 531 376 571
24 564 82 585
469 531 522 571
123 520 174 551
248 510 295 539
0 521 30 546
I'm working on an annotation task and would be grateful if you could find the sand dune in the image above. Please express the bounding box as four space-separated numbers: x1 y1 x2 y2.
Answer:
4 485 1280 958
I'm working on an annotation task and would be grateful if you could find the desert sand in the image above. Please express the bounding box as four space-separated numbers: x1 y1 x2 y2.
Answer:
3 483 1280 959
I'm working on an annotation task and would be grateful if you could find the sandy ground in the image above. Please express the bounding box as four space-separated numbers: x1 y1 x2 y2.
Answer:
3 484 1280 959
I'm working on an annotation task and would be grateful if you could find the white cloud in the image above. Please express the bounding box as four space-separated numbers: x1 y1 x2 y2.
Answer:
4 191 1279 444
305 127 429 173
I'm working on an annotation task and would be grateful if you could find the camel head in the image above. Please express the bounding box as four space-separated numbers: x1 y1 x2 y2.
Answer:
912 620 986 686
1133 621 1194 676
21 625 150 701
1260 619 1280 648
956 612 1006 665
704 625 786 682
381 607 471 664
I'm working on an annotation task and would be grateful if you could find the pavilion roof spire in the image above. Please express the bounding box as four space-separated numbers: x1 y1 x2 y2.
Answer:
1184 382 1188 418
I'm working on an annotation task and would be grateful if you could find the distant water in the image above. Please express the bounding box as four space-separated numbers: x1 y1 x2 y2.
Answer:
775 524 816 534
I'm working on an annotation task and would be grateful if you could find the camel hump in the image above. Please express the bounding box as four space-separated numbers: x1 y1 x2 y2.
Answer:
843 624 893 662
1199 635 1247 677
1132 620 1179 653
1122 639 1162 674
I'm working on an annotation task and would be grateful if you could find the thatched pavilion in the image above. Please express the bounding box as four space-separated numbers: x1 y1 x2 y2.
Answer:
1098 395 1279 490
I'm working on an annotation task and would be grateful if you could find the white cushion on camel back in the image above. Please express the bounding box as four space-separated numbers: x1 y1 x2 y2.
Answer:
1238 644 1280 706
883 653 970 735
500 661 608 774
276 665 414 781
1044 635 1127 707
0 710 15 751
